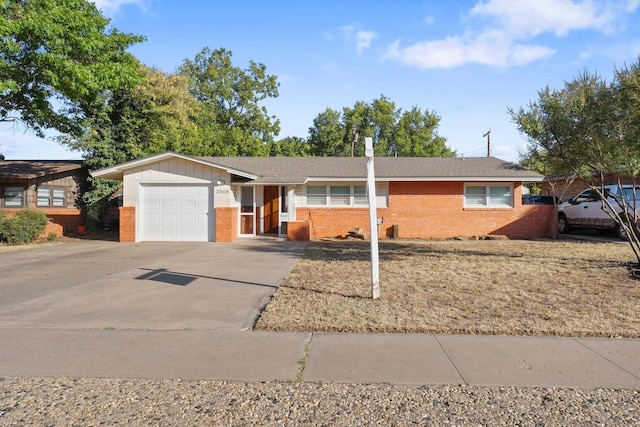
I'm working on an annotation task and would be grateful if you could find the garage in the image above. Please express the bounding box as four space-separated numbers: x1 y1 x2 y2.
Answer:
139 184 214 242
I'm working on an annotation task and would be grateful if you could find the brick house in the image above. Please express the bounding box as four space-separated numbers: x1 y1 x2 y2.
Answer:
91 152 551 243
0 158 88 236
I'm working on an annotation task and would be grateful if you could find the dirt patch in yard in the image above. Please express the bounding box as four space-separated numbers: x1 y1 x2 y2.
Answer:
254 239 640 338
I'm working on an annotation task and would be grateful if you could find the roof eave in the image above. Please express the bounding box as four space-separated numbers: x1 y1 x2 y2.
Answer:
305 176 544 182
381 176 544 182
91 152 258 181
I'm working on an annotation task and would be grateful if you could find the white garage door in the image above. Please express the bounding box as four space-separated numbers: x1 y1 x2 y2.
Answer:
140 185 214 242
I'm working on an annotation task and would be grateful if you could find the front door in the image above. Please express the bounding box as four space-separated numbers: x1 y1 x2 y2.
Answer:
263 186 279 235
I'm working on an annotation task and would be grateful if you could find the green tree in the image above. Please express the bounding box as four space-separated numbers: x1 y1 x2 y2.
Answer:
66 65 202 166
178 47 280 156
511 62 640 261
307 96 454 157
307 107 346 156
65 65 205 228
269 136 309 156
0 0 144 137
342 96 399 156
393 106 454 157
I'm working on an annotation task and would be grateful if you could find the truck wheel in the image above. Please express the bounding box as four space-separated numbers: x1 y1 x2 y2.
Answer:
558 214 571 234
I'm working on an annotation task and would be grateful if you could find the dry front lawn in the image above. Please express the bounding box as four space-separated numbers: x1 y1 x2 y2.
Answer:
254 239 640 337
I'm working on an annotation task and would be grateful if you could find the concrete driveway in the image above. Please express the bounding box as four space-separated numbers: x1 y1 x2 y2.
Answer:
0 238 306 330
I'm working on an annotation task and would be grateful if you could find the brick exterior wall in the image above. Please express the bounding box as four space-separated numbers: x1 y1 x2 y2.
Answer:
215 207 238 242
287 220 310 241
294 207 389 240
385 181 553 239
42 208 86 234
292 181 553 241
119 206 136 242
114 181 553 243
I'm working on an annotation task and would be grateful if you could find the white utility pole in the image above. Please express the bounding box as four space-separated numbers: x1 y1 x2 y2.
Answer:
365 137 380 299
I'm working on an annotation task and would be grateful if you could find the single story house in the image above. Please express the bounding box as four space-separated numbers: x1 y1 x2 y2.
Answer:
91 152 552 243
0 158 88 235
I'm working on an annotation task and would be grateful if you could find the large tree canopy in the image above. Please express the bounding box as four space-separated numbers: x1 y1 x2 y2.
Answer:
66 65 202 170
178 47 280 156
0 0 144 137
307 95 454 157
63 64 206 227
510 57 640 261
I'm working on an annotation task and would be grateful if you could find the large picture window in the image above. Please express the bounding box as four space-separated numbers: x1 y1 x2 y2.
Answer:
464 184 513 208
3 187 24 207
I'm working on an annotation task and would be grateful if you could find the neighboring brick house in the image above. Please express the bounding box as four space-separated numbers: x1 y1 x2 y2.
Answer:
91 152 551 243
0 158 88 236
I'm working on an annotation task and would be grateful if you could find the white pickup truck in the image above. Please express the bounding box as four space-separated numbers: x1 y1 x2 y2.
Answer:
557 185 640 240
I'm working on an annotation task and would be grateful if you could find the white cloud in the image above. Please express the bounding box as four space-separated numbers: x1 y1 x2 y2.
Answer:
91 0 146 16
340 24 378 53
385 0 637 69
355 30 378 54
384 35 555 68
625 0 640 12
470 0 614 37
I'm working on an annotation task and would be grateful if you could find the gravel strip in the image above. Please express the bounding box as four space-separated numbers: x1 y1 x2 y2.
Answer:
1 376 638 426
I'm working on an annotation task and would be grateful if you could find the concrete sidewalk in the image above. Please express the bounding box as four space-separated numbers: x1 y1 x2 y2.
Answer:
1 328 638 389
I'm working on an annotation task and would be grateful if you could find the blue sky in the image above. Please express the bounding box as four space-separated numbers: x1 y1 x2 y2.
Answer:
2 0 640 162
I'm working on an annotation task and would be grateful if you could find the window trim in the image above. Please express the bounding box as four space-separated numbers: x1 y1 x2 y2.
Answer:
464 183 514 208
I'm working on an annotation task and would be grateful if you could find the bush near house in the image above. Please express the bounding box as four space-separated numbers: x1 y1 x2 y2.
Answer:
0 210 49 245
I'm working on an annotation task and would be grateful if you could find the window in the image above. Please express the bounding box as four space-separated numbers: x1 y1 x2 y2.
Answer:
354 186 368 205
330 186 350 206
306 184 385 207
306 186 327 206
4 187 24 207
574 189 599 203
37 187 65 207
464 184 513 208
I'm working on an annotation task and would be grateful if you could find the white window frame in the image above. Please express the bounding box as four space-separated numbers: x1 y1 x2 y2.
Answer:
464 183 513 208
37 187 66 207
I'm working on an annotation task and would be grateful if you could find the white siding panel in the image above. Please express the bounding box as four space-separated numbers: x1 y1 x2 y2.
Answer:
122 158 231 206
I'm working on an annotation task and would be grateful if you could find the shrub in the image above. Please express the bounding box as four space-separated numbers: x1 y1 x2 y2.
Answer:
0 210 49 245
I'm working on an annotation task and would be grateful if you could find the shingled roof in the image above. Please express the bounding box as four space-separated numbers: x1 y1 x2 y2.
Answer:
91 152 543 183
0 160 86 180
201 156 543 184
